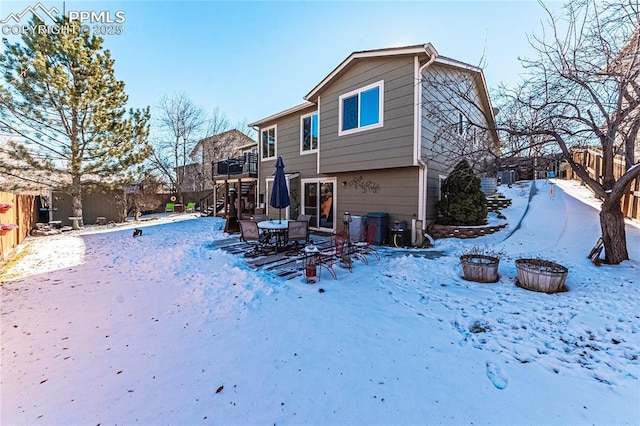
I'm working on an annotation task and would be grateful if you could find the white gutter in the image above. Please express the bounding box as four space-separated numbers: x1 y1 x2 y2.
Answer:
415 45 437 236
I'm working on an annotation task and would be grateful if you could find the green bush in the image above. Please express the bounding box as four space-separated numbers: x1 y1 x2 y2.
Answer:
437 160 488 225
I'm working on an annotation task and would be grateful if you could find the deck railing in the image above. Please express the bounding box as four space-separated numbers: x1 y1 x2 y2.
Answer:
213 153 258 178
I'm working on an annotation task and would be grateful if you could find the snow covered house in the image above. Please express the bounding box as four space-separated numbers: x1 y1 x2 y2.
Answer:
249 43 500 245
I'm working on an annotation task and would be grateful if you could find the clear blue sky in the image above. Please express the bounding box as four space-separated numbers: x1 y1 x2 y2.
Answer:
2 0 563 130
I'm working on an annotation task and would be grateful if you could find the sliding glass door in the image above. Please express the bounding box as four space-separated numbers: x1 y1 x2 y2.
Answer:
302 178 336 232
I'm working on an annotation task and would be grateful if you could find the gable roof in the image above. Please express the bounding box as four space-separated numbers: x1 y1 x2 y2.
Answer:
249 43 498 144
304 43 438 102
611 26 639 72
248 101 315 128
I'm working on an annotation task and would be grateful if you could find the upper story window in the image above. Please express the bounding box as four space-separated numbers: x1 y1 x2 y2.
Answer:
338 80 384 136
261 125 276 160
300 112 318 153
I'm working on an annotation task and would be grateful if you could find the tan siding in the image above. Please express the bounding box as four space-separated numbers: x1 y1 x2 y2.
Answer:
256 105 320 218
420 63 493 178
336 168 419 227
257 105 318 182
318 56 417 173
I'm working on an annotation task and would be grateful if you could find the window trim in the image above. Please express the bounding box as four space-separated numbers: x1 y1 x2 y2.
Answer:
338 80 384 136
300 111 319 155
260 125 277 161
301 177 337 233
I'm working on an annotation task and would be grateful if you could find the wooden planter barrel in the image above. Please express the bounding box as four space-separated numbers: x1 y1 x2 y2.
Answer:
460 254 500 283
515 258 568 293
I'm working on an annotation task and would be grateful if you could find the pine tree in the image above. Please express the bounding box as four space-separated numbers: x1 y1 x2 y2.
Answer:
438 160 488 225
0 16 151 217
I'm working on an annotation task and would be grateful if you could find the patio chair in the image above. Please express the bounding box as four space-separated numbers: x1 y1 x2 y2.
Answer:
251 214 269 222
285 220 308 250
336 225 368 265
317 239 339 280
318 234 353 275
165 202 175 213
354 222 381 262
186 202 196 212
297 214 312 222
238 219 268 256
296 214 312 241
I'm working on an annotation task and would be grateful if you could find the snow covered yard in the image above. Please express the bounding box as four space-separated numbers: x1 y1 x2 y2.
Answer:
1 180 639 425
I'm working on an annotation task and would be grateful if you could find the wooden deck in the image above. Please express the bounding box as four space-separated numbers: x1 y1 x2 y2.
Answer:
209 235 334 280
209 234 445 281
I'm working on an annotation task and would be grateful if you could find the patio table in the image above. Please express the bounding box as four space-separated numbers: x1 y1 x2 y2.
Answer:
257 220 290 252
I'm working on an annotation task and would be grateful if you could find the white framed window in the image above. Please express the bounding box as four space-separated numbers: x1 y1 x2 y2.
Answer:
261 125 276 161
338 80 384 136
300 112 318 154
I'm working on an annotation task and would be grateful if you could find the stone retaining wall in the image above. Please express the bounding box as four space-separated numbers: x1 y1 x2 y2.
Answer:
486 198 512 212
428 223 508 239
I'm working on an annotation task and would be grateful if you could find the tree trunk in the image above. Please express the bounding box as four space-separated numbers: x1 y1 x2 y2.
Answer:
70 175 83 218
599 198 629 264
71 191 83 218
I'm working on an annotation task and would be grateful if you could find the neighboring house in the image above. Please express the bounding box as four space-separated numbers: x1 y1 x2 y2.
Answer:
179 129 258 217
249 43 499 244
188 129 257 191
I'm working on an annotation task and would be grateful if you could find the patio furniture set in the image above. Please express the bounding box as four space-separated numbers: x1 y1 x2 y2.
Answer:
238 214 380 283
165 202 196 213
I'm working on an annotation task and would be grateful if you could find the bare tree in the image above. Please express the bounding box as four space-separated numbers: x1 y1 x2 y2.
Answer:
124 172 165 217
422 0 639 264
497 102 557 158
234 118 257 140
198 110 256 161
204 106 232 137
421 58 502 176
497 0 640 264
150 92 206 204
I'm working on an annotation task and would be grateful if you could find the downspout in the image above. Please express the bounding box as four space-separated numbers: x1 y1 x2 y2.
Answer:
415 46 437 243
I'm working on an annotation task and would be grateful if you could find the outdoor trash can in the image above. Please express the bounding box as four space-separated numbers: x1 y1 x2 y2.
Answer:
366 212 388 245
349 215 366 240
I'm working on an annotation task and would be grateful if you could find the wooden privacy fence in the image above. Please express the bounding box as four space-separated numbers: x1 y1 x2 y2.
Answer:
568 148 640 221
0 191 36 262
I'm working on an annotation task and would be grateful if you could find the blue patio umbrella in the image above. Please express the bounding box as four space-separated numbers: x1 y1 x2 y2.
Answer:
269 156 290 223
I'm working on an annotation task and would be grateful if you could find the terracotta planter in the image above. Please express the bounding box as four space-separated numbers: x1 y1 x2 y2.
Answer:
460 254 500 283
515 258 568 293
